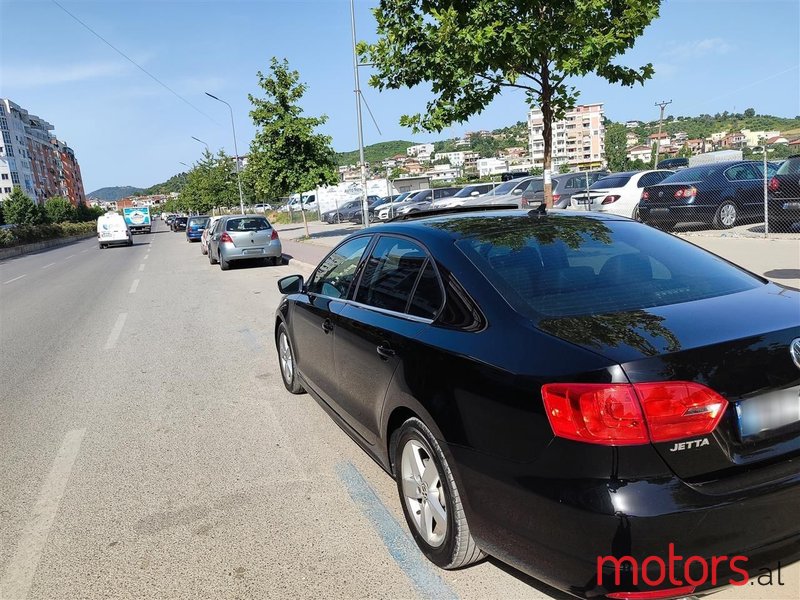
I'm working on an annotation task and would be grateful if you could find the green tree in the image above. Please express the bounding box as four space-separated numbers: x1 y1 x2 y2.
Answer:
677 143 693 159
179 149 239 214
361 0 661 206
0 200 4 225
3 188 43 225
44 196 76 223
75 201 103 222
744 107 756 118
246 57 338 235
558 163 571 174
604 122 629 172
389 167 407 179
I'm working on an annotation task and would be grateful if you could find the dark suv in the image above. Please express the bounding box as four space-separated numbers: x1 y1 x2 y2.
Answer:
767 156 800 232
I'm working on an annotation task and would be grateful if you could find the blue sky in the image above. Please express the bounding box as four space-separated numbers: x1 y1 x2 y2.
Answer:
1 0 798 192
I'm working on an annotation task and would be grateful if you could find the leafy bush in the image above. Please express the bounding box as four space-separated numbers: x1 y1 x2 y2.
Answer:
0 221 95 248
3 188 46 225
45 197 76 223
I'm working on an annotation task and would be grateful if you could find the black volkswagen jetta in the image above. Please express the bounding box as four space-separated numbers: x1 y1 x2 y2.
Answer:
274 208 800 600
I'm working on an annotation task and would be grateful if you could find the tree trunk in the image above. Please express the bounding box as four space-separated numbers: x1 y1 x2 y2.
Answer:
541 59 554 208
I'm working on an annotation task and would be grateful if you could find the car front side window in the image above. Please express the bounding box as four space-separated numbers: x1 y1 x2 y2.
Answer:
307 236 372 299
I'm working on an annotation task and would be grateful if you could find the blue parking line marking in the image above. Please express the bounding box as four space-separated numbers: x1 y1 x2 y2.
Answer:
336 461 459 600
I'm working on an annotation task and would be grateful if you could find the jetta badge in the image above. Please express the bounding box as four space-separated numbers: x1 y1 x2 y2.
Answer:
791 338 800 369
658 190 663 198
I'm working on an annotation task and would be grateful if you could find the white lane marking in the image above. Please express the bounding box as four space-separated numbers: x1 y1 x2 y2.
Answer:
41 263 55 269
0 428 87 600
129 279 140 294
138 264 145 272
3 275 26 284
143 254 149 260
63 254 75 260
80 249 88 254
104 312 128 350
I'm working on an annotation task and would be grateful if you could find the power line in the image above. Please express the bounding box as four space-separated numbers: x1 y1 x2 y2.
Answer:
50 0 219 125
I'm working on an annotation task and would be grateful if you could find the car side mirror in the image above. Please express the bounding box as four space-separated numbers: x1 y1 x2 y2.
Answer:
278 275 304 295
513 188 523 194
470 191 480 196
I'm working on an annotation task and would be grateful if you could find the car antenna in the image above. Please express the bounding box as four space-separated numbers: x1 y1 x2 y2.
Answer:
529 203 547 218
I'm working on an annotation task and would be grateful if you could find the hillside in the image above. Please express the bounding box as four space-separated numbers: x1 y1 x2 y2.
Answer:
134 173 186 196
335 140 416 166
628 112 800 142
87 186 144 201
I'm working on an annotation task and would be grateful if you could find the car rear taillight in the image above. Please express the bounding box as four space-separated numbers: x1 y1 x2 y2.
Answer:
601 195 621 205
220 232 233 243
674 187 697 199
641 190 649 201
541 382 727 446
769 177 780 192
270 229 279 241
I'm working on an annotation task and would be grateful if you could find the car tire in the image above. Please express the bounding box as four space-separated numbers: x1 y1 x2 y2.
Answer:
99 242 105 249
128 238 133 246
209 247 218 265
277 323 305 394
219 251 230 271
632 205 641 222
713 200 738 229
201 244 208 255
393 417 484 570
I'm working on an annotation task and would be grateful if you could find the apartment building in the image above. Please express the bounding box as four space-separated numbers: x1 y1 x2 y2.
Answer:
528 103 605 171
0 98 86 205
406 143 434 161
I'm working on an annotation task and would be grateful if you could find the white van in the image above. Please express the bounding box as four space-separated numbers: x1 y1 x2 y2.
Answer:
97 212 133 248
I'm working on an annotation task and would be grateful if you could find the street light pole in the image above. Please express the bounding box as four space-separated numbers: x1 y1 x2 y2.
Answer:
191 136 210 153
653 99 672 168
350 0 369 228
205 92 246 214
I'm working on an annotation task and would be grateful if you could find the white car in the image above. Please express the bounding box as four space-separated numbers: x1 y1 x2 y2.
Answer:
200 215 222 255
569 170 674 219
97 212 132 249
253 204 273 213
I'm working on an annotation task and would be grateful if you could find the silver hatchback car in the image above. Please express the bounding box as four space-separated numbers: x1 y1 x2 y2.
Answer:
207 215 282 270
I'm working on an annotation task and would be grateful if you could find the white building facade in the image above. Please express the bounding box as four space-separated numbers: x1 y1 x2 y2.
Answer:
0 99 38 202
528 103 606 171
406 143 434 161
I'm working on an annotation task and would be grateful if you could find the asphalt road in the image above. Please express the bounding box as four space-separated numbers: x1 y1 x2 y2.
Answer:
1 223 797 600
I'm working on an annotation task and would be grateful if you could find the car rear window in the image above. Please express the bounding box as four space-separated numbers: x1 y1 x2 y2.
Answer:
226 217 270 231
776 158 800 175
660 165 724 183
188 218 209 227
591 175 632 189
453 216 761 318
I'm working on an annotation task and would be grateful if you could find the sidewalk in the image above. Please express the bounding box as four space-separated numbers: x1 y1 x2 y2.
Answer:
275 220 800 289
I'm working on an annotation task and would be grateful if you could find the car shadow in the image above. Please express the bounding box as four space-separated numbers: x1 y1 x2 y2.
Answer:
485 557 574 600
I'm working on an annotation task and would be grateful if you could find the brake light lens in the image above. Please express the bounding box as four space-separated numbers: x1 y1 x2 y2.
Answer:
541 382 727 446
769 177 780 192
270 229 279 241
601 195 621 205
220 231 233 243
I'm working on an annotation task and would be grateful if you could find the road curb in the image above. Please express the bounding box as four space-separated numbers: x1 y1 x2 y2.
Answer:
282 255 316 273
0 233 95 261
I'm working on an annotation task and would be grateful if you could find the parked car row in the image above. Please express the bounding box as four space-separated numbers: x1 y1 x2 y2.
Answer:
181 214 283 271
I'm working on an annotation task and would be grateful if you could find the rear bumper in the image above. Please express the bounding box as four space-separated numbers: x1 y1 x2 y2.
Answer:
186 231 203 240
448 443 800 599
219 240 282 261
639 204 716 223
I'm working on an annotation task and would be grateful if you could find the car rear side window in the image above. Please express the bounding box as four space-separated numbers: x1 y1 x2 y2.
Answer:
226 217 270 231
454 217 761 318
308 236 371 299
355 237 430 315
776 159 800 175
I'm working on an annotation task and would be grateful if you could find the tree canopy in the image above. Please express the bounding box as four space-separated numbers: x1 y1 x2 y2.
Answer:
361 0 661 203
245 57 339 201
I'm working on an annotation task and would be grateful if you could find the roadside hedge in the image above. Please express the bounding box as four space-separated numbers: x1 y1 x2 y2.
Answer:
0 222 96 248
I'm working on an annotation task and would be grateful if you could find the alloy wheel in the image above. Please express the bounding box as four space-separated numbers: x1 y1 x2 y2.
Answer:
720 203 737 227
279 331 293 383
400 439 447 547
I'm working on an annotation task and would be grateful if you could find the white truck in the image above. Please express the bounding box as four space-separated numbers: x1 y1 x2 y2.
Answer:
310 179 399 215
689 150 743 167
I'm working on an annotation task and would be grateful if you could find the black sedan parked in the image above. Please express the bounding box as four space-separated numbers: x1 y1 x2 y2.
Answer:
171 216 188 232
321 199 362 224
275 208 800 599
639 160 779 229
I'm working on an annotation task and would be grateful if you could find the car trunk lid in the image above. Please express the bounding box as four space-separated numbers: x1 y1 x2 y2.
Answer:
537 285 800 481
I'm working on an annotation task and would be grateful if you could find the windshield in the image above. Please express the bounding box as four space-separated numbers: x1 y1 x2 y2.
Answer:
776 158 800 175
486 179 523 196
455 217 761 319
188 218 209 227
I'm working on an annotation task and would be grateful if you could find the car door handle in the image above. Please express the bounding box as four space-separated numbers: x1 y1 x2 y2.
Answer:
376 344 396 360
321 319 334 334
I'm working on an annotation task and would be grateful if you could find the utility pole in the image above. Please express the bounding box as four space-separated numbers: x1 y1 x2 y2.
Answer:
653 99 672 168
350 0 369 228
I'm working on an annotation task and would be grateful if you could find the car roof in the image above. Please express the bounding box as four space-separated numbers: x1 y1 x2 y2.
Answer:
369 208 629 243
